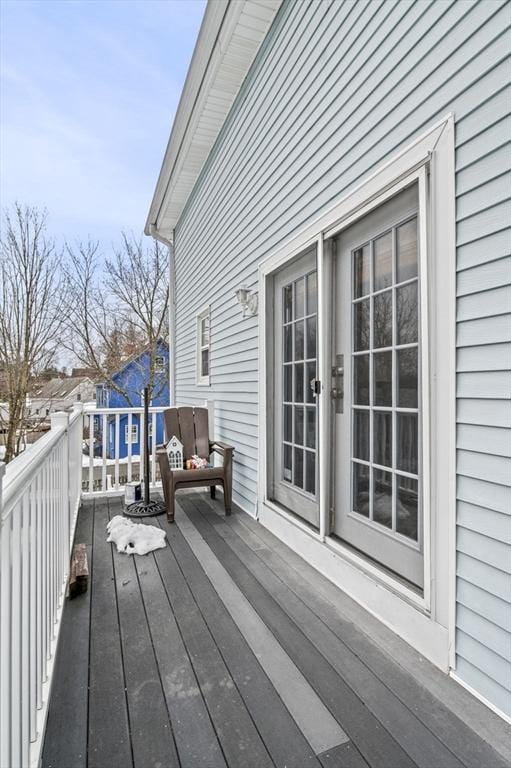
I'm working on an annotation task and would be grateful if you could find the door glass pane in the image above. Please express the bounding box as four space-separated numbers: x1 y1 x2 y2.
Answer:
294 406 304 446
294 363 304 402
284 325 292 362
397 412 418 474
373 351 392 406
294 278 305 319
353 462 369 517
373 411 392 468
353 245 370 298
307 272 317 314
353 355 369 405
294 448 304 488
306 407 316 449
284 284 293 323
305 451 316 495
373 469 392 528
306 361 316 403
353 410 369 461
397 218 417 283
354 299 370 351
396 477 418 540
397 348 418 408
373 290 392 348
373 232 392 291
284 365 292 402
306 316 316 358
284 405 292 442
283 445 292 482
295 320 304 360
397 282 418 344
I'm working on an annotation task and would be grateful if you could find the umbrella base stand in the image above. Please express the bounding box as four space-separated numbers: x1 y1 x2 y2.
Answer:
124 499 166 518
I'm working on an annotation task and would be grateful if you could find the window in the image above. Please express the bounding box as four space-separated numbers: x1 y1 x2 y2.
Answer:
196 306 210 385
155 356 165 373
125 424 138 444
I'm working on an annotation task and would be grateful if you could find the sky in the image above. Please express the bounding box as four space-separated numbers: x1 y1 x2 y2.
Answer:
0 0 206 250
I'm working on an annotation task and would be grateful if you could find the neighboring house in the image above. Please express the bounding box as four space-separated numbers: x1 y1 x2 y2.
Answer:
145 1 511 720
95 340 169 458
28 376 96 419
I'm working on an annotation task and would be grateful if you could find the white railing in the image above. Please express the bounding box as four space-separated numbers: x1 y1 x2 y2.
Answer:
0 404 83 768
82 404 166 496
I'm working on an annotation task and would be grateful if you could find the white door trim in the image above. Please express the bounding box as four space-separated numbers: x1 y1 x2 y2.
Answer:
257 113 455 670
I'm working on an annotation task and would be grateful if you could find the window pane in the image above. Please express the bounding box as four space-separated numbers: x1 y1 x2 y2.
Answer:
353 462 369 517
396 282 418 345
284 325 292 362
397 476 418 540
294 278 305 319
306 316 316 359
294 362 304 402
201 349 209 377
354 299 370 351
397 218 417 283
283 445 292 482
284 404 292 442
373 290 392 348
373 411 392 468
201 317 209 346
353 245 370 298
284 365 292 402
295 320 304 361
294 448 304 488
353 355 369 405
397 412 418 475
373 468 393 529
284 284 293 323
397 348 418 408
306 361 316 403
353 409 369 461
294 406 304 446
305 451 316 495
373 232 392 291
307 271 317 314
374 351 392 407
306 407 316 449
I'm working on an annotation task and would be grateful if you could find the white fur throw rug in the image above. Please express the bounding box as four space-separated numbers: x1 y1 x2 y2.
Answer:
106 515 167 556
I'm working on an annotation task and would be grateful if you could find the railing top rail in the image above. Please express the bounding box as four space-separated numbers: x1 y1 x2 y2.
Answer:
1 405 82 521
84 405 168 415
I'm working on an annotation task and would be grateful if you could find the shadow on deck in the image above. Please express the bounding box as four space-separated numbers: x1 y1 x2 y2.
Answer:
42 493 510 768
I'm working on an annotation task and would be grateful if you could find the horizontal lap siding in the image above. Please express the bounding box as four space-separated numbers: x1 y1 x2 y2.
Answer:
173 0 511 711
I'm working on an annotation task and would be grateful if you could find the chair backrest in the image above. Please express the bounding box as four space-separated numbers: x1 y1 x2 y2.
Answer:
163 407 210 459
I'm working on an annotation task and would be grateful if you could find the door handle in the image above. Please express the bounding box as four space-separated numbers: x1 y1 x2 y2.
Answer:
331 355 344 413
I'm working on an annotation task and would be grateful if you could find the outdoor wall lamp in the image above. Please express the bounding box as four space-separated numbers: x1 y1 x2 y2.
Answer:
234 285 258 317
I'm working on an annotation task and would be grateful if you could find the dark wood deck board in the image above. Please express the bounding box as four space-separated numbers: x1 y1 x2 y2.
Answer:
42 494 511 768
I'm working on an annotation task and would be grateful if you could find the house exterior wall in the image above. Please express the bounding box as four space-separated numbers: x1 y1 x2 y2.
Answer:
172 0 511 715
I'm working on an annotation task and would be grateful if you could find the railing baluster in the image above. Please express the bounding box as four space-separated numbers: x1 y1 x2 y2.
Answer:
0 465 12 768
127 411 133 483
21 492 30 767
88 413 94 494
151 411 157 486
11 500 22 768
115 413 120 490
102 414 107 492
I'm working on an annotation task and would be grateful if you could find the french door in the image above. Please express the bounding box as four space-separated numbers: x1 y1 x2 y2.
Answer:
331 184 424 588
271 247 319 527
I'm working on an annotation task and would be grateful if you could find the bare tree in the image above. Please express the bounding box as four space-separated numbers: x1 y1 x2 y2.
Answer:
64 234 169 405
0 204 66 462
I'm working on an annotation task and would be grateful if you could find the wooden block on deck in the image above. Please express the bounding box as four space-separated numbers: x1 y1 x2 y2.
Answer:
69 543 89 599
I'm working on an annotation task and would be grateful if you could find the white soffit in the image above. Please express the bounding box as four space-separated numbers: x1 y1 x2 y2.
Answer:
145 0 283 241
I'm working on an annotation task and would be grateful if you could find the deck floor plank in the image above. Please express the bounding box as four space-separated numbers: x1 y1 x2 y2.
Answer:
107 499 180 768
87 499 133 768
159 512 324 768
42 495 511 768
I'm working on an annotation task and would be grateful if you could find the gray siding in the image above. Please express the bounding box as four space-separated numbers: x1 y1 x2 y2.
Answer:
173 0 511 714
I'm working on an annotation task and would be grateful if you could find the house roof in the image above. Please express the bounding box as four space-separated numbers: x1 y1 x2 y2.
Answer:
31 377 94 400
145 0 282 242
102 338 169 385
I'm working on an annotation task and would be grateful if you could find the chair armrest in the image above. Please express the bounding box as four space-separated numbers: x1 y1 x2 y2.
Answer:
156 447 172 477
209 441 234 456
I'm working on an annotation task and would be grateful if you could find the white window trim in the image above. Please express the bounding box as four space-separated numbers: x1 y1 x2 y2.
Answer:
257 114 456 672
196 305 211 386
125 424 138 444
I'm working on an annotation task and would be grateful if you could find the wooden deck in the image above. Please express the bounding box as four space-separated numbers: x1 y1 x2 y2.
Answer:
42 493 510 768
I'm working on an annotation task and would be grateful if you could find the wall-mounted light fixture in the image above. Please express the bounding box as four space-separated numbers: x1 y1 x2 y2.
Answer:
234 285 258 317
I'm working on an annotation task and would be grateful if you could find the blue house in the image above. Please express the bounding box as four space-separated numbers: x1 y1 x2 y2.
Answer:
95 340 169 459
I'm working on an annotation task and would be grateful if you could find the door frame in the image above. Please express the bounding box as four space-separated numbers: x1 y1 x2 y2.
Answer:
257 113 455 668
